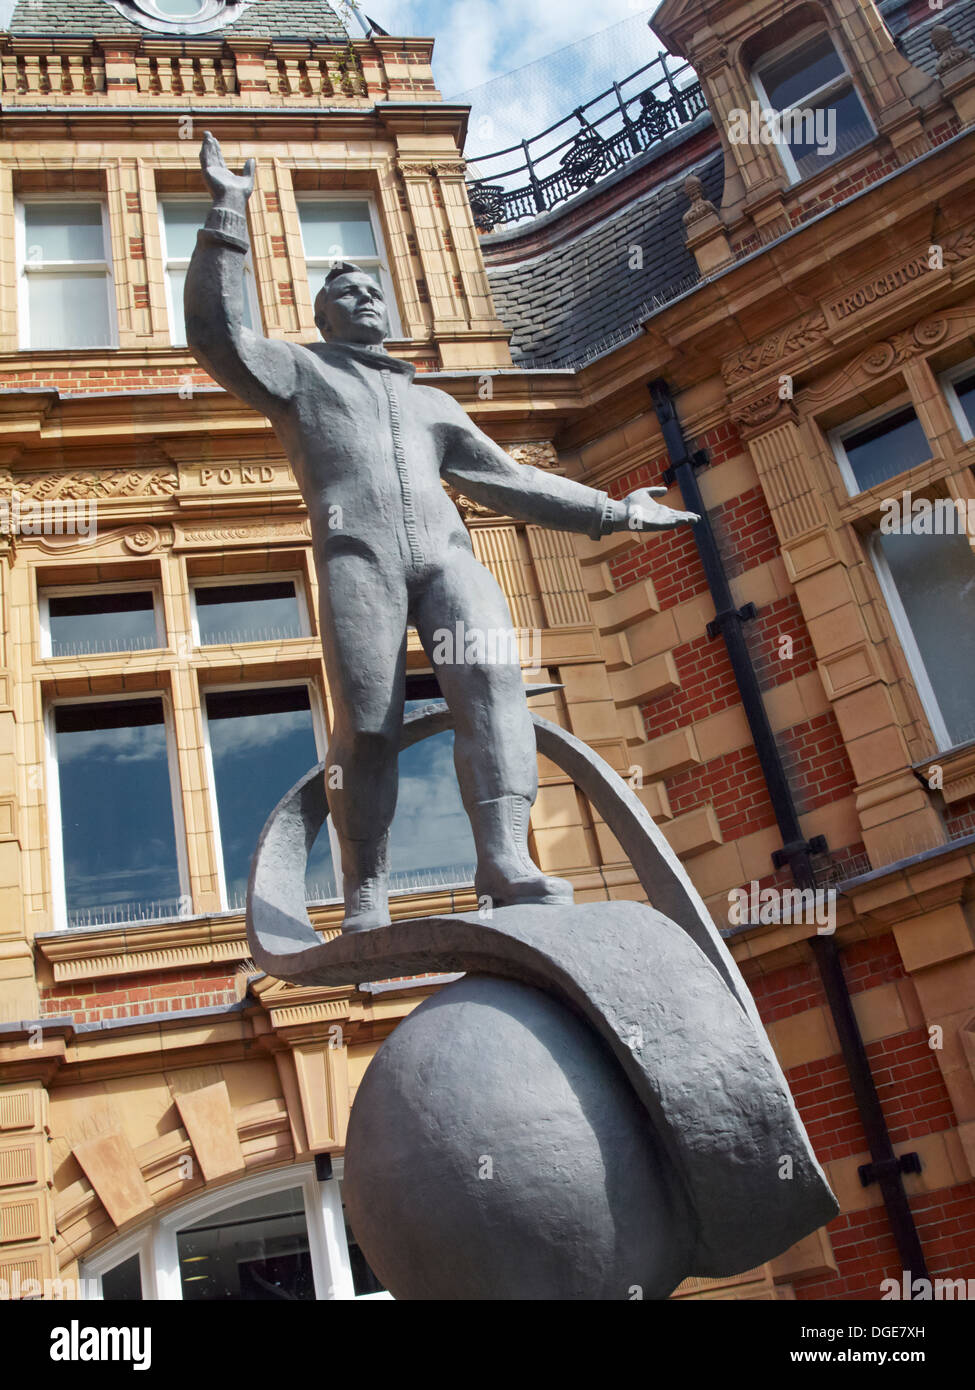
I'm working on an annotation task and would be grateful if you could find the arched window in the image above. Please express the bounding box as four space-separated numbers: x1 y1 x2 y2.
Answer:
82 1161 389 1301
751 25 873 183
106 1 250 36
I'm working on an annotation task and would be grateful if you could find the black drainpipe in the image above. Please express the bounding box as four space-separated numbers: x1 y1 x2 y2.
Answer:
648 378 928 1284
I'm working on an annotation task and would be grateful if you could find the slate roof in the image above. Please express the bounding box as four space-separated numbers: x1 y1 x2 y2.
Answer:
486 147 724 369
898 0 975 70
5 0 349 40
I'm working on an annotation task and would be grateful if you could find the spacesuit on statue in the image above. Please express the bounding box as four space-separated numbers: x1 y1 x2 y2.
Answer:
185 134 699 932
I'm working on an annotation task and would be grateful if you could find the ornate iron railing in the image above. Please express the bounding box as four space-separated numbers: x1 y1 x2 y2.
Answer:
465 51 707 231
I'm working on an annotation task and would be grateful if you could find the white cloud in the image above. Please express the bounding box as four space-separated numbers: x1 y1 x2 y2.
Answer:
375 0 661 98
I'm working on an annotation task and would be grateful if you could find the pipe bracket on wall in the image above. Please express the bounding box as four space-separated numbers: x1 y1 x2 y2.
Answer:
858 1152 922 1189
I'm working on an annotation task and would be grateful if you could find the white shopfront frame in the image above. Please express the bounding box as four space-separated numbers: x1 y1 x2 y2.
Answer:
82 1160 390 1300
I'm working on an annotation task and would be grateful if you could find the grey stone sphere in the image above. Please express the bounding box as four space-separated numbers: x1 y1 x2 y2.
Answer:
343 974 693 1300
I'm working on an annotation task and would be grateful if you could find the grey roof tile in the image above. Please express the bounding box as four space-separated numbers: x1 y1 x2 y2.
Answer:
487 149 723 368
6 0 348 40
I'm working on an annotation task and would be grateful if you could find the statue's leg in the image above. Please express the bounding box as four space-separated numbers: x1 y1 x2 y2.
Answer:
319 550 408 932
412 551 573 909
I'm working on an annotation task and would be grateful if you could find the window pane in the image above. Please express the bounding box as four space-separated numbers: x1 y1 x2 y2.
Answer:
387 697 476 891
877 529 975 748
55 699 182 927
762 31 844 111
24 203 105 262
299 201 377 261
27 273 111 349
101 1254 143 1301
160 200 211 261
206 687 335 908
195 581 302 646
952 371 975 435
156 0 206 17
48 591 158 657
790 85 873 179
841 406 931 493
177 1186 315 1301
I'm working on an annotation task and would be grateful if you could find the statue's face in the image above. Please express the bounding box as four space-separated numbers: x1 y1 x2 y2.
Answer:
318 272 389 345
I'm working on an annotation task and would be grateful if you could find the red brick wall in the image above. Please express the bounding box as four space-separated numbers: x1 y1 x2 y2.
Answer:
0 366 214 394
748 934 975 1299
946 793 975 841
39 969 239 1025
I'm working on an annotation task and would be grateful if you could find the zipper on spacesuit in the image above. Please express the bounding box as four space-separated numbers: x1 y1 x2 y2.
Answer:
381 368 425 569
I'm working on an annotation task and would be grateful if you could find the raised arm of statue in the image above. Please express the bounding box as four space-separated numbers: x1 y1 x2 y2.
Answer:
438 400 699 538
184 132 297 419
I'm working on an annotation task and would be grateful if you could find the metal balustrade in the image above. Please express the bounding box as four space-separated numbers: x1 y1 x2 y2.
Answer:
465 50 706 231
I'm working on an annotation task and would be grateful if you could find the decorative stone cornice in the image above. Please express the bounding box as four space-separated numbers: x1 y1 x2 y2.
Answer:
723 226 975 388
506 441 560 470
860 318 949 375
444 483 497 522
396 159 467 179
919 742 975 806
729 388 797 438
800 308 971 408
723 312 828 386
0 467 178 500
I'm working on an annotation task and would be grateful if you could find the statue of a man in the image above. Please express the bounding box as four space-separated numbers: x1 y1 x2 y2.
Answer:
185 133 698 932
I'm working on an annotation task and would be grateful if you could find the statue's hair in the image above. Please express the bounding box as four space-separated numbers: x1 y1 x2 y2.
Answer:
314 261 384 337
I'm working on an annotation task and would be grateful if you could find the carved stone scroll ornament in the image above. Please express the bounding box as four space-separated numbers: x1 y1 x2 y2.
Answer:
0 468 179 501
861 318 949 375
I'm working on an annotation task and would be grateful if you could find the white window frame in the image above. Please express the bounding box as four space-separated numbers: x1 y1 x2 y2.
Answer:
189 570 311 649
869 531 957 753
45 690 190 932
939 355 975 444
296 192 403 339
81 1160 391 1300
38 579 166 660
15 196 118 351
828 395 933 498
158 194 261 347
200 677 338 911
751 24 874 186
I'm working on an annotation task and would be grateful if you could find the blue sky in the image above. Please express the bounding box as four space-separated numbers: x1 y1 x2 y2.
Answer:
369 0 660 98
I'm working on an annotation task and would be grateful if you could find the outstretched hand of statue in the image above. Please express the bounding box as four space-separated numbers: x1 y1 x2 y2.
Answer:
620 486 700 531
200 130 256 211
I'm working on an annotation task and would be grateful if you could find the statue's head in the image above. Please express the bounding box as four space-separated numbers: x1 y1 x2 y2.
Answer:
314 261 389 345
